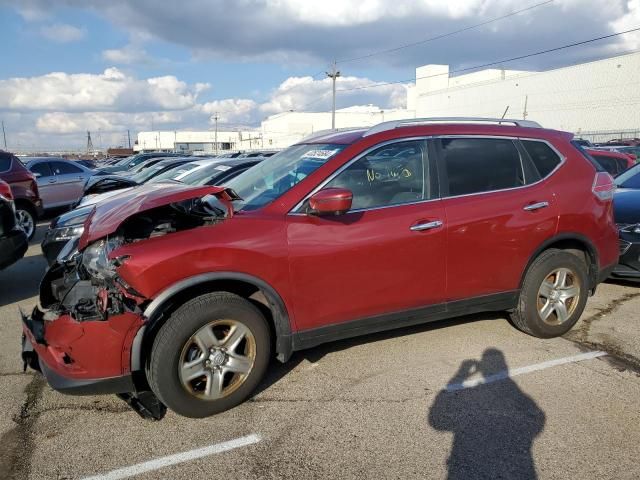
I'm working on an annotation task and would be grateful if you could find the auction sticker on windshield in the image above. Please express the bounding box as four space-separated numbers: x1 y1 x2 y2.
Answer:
303 149 340 160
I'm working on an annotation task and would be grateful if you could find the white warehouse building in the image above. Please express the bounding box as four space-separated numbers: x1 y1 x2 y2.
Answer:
409 51 640 140
259 106 415 149
134 130 256 153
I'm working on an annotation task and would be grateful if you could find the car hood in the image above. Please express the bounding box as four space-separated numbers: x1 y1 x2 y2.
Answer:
77 187 136 208
78 183 240 249
613 188 640 224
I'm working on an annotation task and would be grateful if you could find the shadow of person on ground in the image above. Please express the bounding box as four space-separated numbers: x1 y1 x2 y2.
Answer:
428 348 545 480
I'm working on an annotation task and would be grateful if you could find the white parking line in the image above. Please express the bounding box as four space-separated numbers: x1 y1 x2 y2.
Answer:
446 351 608 392
81 434 262 480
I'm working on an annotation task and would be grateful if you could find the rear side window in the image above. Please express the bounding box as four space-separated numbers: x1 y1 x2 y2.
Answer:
0 155 11 172
521 140 562 177
51 161 83 175
440 138 524 196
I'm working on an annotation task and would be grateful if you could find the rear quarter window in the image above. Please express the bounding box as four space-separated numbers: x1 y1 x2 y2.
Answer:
0 155 11 172
521 140 562 177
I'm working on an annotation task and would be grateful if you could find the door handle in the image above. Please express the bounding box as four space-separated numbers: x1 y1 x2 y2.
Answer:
523 201 549 212
410 220 443 232
47 178 56 184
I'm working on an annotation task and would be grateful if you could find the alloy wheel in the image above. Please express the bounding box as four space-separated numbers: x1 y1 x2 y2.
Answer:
16 209 35 239
537 267 581 326
179 319 256 400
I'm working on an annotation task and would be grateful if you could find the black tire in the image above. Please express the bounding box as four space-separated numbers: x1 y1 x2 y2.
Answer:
147 292 271 418
14 203 36 240
511 249 589 338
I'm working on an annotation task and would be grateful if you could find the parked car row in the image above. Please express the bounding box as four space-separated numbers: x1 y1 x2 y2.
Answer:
41 156 264 263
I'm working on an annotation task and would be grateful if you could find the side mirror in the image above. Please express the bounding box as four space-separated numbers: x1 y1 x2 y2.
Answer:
308 188 353 216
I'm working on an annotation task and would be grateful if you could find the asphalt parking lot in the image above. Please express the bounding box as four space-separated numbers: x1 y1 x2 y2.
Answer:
1 225 640 480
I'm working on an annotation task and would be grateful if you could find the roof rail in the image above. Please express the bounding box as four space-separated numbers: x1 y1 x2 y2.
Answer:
363 117 542 137
299 127 365 143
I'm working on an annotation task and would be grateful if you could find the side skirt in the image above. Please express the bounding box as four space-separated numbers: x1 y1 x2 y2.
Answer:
292 291 519 351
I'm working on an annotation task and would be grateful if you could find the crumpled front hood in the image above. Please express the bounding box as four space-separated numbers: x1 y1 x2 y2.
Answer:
78 183 238 249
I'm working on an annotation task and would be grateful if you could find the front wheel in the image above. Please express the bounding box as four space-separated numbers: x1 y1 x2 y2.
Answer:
147 292 271 418
511 249 589 338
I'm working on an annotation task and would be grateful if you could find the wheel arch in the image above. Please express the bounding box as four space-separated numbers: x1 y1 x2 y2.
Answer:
131 272 294 374
520 233 599 290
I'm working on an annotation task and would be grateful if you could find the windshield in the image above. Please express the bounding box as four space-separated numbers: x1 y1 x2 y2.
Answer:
180 164 223 185
615 163 640 188
225 143 346 211
130 163 174 184
149 161 200 183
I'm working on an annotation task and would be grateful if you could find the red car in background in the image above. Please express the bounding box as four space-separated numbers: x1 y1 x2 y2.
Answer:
0 151 43 239
586 148 635 177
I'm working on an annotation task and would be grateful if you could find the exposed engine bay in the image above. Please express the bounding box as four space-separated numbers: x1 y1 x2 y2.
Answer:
41 194 234 322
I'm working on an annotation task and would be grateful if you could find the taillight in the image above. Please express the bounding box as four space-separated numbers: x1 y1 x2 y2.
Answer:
0 182 13 200
28 173 40 197
592 172 615 201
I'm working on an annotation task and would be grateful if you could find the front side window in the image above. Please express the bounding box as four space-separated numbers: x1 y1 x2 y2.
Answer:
323 140 428 210
29 162 52 177
441 138 524 197
227 143 346 211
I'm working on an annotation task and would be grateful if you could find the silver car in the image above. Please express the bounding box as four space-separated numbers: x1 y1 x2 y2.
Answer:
24 158 100 209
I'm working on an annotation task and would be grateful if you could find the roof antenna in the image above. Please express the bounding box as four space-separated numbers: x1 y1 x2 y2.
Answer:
499 106 510 124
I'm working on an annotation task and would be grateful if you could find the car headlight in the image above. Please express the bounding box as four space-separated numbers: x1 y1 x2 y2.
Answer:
617 223 640 234
51 225 85 242
81 236 124 280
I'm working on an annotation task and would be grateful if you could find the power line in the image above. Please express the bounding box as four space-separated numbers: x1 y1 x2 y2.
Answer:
336 26 640 93
336 0 555 64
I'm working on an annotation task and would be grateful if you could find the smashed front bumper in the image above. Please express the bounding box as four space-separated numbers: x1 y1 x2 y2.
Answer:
21 306 138 395
20 251 166 419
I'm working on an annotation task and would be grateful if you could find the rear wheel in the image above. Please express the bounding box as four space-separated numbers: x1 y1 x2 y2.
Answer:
147 292 271 418
15 204 36 240
511 249 589 338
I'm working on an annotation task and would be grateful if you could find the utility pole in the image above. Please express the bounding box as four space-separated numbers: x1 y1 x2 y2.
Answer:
213 113 219 154
326 60 341 130
523 95 529 119
86 131 94 153
127 129 131 149
1 121 6 150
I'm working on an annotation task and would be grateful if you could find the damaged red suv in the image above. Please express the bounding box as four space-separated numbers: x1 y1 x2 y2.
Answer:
22 118 619 419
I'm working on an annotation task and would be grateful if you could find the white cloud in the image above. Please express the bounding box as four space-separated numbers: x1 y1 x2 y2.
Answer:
102 45 149 65
0 67 408 147
39 23 86 43
609 0 640 50
0 68 208 112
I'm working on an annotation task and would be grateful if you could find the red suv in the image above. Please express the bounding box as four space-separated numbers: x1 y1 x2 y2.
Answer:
21 119 618 419
0 151 43 239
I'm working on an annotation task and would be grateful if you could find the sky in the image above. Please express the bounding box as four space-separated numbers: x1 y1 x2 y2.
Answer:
0 0 638 150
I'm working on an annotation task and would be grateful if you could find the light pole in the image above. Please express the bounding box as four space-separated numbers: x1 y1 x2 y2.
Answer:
211 113 219 154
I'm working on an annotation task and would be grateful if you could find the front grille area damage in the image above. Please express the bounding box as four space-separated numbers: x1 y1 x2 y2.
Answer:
42 195 231 321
